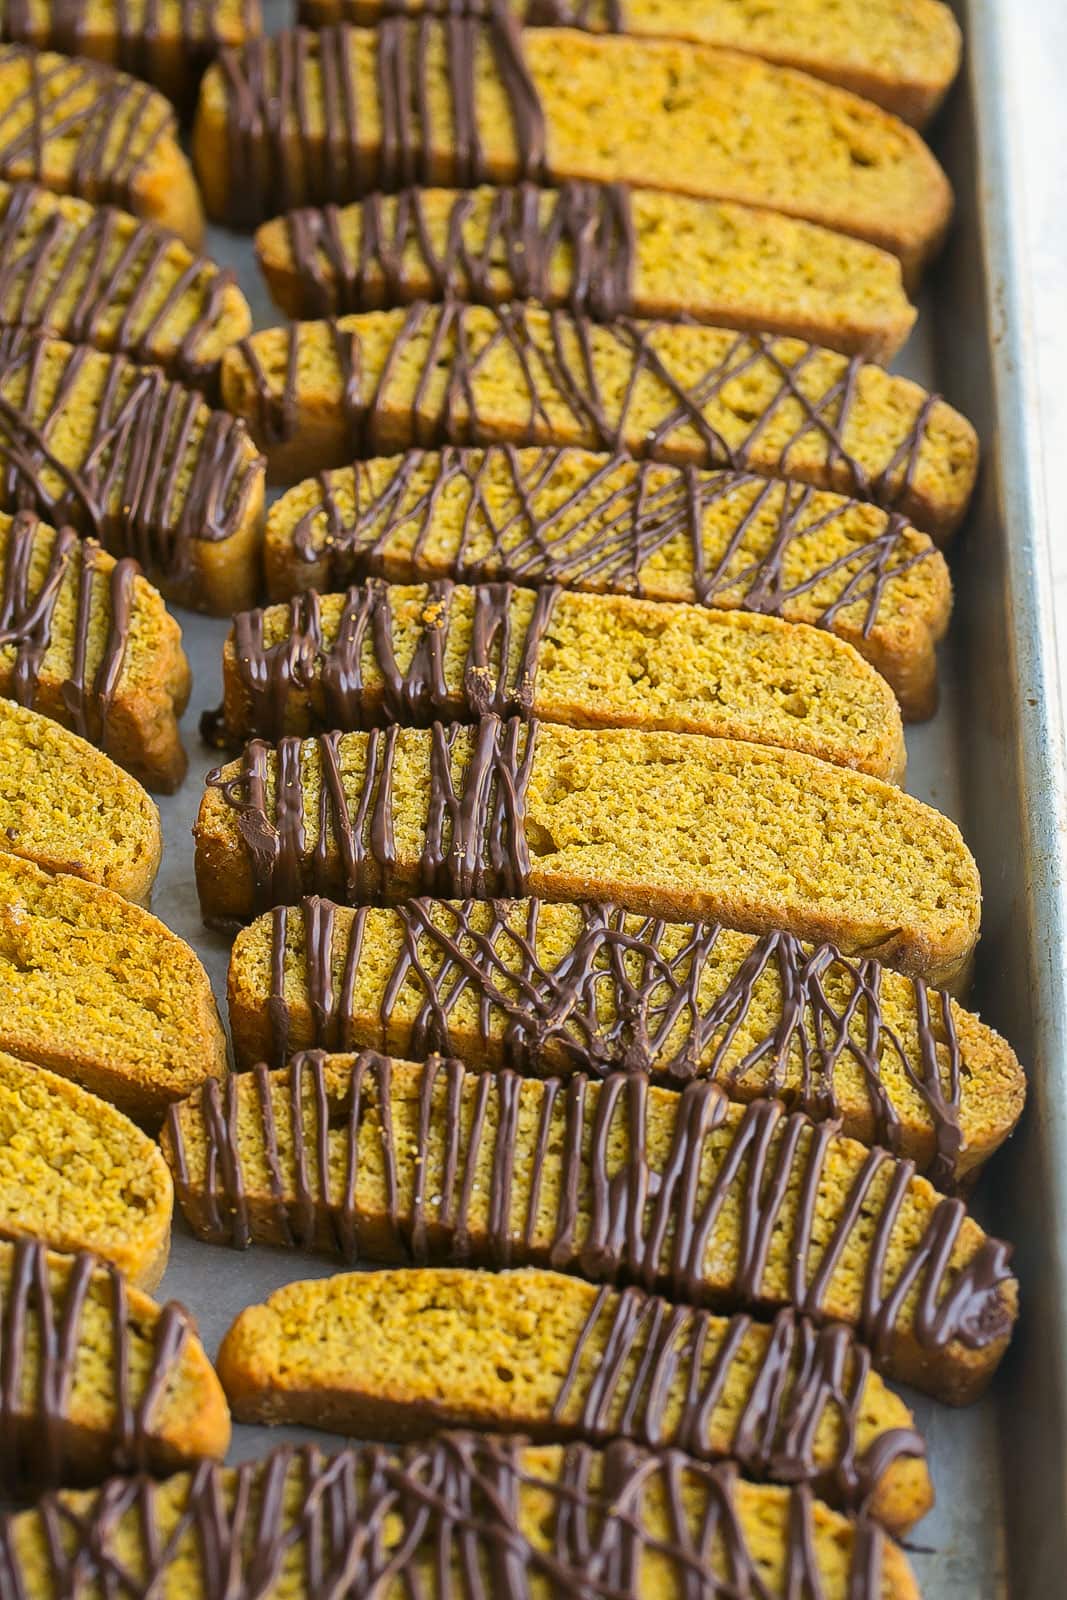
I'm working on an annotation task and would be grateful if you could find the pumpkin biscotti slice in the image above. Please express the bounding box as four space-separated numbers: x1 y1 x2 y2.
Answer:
300 0 960 128
266 452 952 721
194 22 951 280
0 1437 922 1598
161 1053 1017 1402
0 1236 229 1495
0 182 252 393
257 185 917 362
0 511 190 792
0 46 203 248
0 700 162 902
0 0 262 109
0 854 227 1127
196 716 980 987
0 332 264 614
221 307 977 544
0 1051 172 1288
212 580 907 781
214 1264 932 1531
229 896 1024 1185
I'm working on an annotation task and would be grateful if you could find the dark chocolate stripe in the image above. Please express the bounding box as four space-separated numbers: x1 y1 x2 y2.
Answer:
0 1435 893 1599
0 1237 191 1494
1 0 258 89
165 1053 1013 1362
280 181 636 319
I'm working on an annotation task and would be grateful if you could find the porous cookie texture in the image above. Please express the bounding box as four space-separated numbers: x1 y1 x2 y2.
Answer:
0 854 227 1128
215 1264 932 1531
0 331 264 614
194 21 951 279
256 183 917 361
0 1236 229 1495
212 580 907 781
0 1051 172 1288
265 451 952 722
0 1435 921 1598
0 0 262 108
299 0 961 127
0 181 252 391
0 510 190 792
161 1051 1017 1402
0 45 203 247
228 896 1025 1184
221 307 978 544
196 716 981 988
0 700 162 903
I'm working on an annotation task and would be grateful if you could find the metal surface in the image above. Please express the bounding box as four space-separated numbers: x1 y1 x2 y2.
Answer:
137 2 1067 1593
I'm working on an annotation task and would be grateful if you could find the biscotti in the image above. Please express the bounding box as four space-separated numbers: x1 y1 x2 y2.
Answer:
0 854 227 1127
220 307 978 544
0 511 190 792
229 896 1025 1184
0 181 252 392
0 332 264 614
0 1051 172 1288
0 0 262 109
0 1437 921 1598
193 22 952 280
299 0 961 128
211 580 907 781
0 700 162 903
0 1236 228 1494
0 46 203 248
256 184 917 361
215 1265 931 1530
196 717 980 988
161 1052 1017 1402
266 451 952 721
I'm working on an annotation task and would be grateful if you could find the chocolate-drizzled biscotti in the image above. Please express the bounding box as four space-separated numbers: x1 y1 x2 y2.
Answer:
0 1436 922 1598
0 182 251 392
221 307 977 544
0 854 227 1127
0 1236 228 1495
193 21 952 280
0 701 162 903
211 580 907 780
160 1052 1017 1402
266 452 952 721
229 896 1024 1184
216 1265 930 1530
0 511 189 791
256 184 917 361
196 716 980 987
0 0 262 108
0 332 264 614
299 0 960 128
0 46 203 248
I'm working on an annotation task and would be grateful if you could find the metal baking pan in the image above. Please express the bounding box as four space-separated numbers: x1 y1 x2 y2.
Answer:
138 0 1067 1593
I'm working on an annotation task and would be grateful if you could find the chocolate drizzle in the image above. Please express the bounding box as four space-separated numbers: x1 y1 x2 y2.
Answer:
0 1434 892 1599
0 47 173 214
0 330 262 585
552 1291 924 1510
286 449 933 645
0 182 237 388
262 895 965 1184
219 19 547 228
215 578 559 743
240 306 940 522
207 713 537 910
0 1237 191 1495
164 1052 1014 1367
0 511 136 746
280 181 637 319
